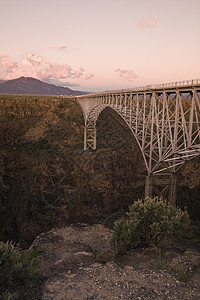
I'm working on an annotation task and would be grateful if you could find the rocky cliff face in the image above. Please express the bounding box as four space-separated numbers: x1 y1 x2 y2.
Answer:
0 95 199 247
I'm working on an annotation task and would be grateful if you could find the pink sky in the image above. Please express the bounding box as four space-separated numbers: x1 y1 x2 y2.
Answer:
1 0 200 92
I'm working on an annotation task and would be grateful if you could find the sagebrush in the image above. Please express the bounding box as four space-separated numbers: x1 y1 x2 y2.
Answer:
110 197 190 254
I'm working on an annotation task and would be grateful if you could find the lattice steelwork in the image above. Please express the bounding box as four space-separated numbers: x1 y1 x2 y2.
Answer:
77 79 200 202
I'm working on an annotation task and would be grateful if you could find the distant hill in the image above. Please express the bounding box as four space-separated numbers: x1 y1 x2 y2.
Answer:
0 76 86 96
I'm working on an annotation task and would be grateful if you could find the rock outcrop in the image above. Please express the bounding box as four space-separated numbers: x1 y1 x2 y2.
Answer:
22 224 200 300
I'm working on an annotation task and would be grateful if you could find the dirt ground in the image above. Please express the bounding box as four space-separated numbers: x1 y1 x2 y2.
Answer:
21 224 200 300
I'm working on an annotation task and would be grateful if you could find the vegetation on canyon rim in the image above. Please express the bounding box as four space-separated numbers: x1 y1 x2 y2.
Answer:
110 196 190 255
0 241 39 299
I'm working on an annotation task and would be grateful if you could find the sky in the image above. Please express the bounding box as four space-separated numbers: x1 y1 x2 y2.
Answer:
0 0 200 92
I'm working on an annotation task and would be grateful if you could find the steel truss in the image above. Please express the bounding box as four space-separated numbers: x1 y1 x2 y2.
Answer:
77 79 200 203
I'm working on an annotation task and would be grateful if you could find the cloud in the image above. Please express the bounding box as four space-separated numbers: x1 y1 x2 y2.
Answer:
48 45 67 50
0 54 94 84
80 67 85 72
46 78 80 87
85 73 94 80
137 17 160 28
115 68 137 81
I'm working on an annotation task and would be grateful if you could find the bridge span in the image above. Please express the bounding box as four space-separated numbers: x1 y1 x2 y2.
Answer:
76 79 200 204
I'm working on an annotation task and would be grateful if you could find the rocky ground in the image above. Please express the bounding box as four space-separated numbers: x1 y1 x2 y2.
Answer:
19 223 200 300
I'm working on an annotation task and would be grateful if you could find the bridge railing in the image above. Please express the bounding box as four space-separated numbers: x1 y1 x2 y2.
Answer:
151 78 200 89
124 78 200 92
77 78 200 98
109 78 200 94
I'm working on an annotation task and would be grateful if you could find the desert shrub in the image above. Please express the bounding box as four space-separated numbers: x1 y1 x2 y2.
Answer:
110 197 190 255
0 241 38 296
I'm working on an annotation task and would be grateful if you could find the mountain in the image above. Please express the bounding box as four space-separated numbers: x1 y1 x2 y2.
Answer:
0 76 86 96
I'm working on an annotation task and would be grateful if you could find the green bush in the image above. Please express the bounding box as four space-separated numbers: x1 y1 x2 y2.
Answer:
110 197 190 255
0 241 38 296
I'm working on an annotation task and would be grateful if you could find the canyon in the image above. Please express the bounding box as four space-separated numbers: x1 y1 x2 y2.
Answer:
0 95 199 247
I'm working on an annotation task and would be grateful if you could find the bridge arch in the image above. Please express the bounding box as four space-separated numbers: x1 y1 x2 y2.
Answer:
86 104 149 171
77 79 200 204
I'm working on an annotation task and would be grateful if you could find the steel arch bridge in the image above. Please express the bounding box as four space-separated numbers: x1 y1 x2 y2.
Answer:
77 79 200 204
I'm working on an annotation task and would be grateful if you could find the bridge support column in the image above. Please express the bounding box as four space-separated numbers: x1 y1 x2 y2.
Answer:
84 127 87 150
145 174 177 205
145 176 153 198
84 127 97 150
168 175 177 206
